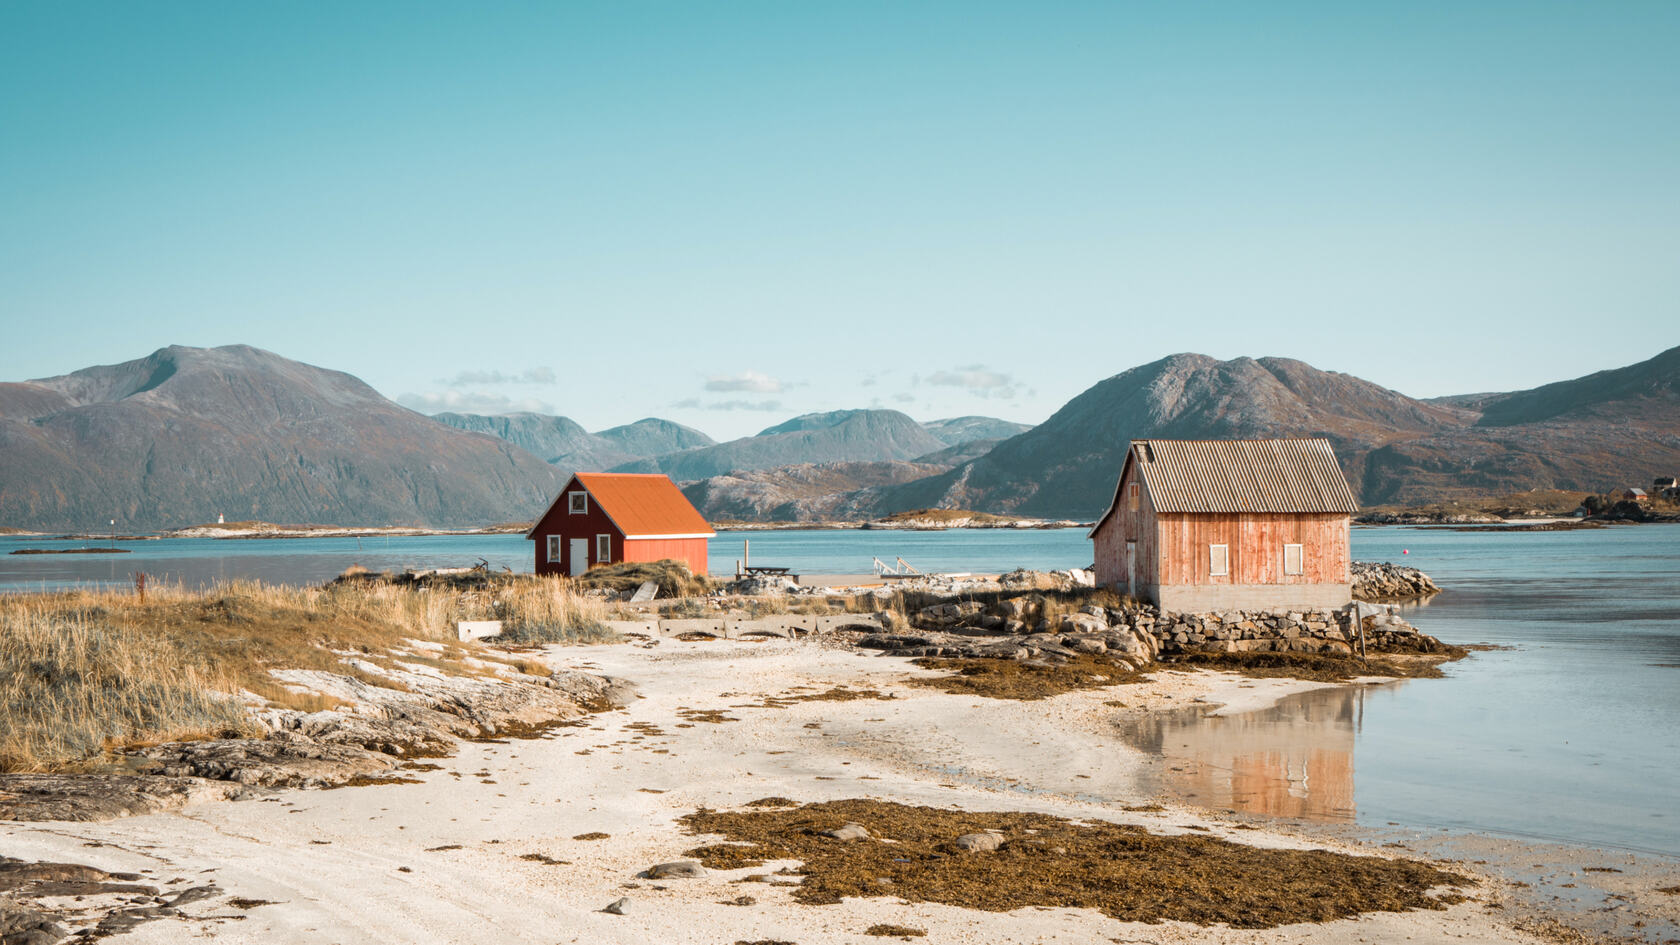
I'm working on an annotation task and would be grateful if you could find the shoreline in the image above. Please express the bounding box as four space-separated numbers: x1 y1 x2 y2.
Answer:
5 634 1673 943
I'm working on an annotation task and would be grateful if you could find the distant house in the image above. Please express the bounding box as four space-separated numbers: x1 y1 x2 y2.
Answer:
527 473 714 577
1627 488 1650 503
1655 477 1678 499
1088 439 1358 612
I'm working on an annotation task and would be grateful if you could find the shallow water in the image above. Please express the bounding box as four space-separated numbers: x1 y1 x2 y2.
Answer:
1119 524 1680 858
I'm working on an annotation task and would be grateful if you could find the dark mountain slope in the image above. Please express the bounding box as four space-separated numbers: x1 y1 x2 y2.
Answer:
0 346 563 532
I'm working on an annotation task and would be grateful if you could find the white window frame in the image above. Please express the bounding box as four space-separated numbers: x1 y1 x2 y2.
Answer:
1209 543 1229 577
1283 543 1304 576
595 533 611 562
547 535 561 563
568 491 588 514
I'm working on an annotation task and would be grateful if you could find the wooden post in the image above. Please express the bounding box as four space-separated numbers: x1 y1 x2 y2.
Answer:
744 539 749 571
1357 614 1367 660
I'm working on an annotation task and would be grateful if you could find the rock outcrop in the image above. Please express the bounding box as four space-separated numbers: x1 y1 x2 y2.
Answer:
1352 561 1441 601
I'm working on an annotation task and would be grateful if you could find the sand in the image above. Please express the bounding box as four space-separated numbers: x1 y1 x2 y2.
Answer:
1 638 1578 944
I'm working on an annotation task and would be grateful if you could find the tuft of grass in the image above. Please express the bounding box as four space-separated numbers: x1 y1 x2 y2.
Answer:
493 580 615 644
575 559 713 599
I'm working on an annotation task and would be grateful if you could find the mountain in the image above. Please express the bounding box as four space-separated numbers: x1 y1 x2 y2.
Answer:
920 416 1033 446
432 412 609 466
431 412 713 471
866 354 1468 518
1468 346 1680 427
682 461 947 523
595 418 715 457
0 345 565 532
612 409 946 481
854 349 1680 518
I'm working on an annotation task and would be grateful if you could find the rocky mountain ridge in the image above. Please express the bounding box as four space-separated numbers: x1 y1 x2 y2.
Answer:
0 346 565 532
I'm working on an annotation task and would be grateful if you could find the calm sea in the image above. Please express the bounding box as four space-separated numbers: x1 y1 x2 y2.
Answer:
2 524 1676 856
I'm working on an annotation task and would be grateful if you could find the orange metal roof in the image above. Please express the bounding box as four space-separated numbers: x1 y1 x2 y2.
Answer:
1132 438 1359 514
572 473 715 538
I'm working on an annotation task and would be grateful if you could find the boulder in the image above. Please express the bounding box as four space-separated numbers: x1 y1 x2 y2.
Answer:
822 823 870 842
951 831 1005 852
645 861 707 879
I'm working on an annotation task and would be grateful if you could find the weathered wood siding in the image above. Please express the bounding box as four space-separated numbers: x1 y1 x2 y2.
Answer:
1092 460 1158 595
1155 512 1349 587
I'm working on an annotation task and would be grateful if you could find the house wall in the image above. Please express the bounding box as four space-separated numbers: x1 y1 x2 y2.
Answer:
530 478 626 576
622 537 710 576
1092 460 1159 596
1155 512 1349 586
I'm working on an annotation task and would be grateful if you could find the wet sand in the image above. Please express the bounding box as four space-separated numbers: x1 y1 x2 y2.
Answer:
2 637 1654 944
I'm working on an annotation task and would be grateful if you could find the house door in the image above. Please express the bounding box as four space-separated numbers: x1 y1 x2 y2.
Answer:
569 538 589 576
1125 541 1136 596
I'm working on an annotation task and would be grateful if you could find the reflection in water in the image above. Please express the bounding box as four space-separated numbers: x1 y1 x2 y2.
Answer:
1115 684 1394 822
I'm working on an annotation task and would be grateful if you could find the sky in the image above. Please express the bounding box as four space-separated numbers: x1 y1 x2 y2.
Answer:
1 1 1675 440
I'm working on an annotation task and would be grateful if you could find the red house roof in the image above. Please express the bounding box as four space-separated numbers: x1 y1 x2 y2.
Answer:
528 473 715 539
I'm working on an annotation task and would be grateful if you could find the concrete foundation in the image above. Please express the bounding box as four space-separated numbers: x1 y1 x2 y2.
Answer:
1151 582 1352 613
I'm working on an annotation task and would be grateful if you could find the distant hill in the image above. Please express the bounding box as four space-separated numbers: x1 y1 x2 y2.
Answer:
595 417 715 457
0 345 564 532
920 416 1033 446
682 461 946 522
860 348 1680 517
432 412 713 471
613 409 946 481
432 412 609 465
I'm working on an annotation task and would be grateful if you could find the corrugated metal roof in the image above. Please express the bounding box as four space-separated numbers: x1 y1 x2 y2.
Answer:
574 473 716 538
1133 439 1358 514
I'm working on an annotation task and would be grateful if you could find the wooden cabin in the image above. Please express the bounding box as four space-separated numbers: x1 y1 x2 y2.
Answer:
1089 439 1358 612
527 473 714 577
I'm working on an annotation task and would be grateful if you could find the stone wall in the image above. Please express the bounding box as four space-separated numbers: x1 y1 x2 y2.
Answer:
875 595 1444 665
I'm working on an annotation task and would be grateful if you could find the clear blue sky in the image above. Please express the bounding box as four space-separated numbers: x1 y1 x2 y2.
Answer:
2 1 1675 439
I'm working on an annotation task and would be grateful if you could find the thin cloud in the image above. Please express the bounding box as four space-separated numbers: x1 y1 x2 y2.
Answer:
892 393 915 403
398 390 555 415
704 370 783 394
441 367 556 386
924 364 1018 400
706 399 784 412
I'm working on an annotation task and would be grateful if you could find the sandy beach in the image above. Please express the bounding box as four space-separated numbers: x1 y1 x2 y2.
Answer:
7 633 1647 945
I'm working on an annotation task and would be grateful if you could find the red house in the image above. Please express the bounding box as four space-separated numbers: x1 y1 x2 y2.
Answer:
527 473 714 577
1089 439 1358 612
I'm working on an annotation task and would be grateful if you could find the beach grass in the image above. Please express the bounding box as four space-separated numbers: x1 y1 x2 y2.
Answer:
0 575 613 772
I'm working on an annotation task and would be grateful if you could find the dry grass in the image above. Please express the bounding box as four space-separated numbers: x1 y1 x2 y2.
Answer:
0 576 612 771
680 799 1471 928
575 560 713 599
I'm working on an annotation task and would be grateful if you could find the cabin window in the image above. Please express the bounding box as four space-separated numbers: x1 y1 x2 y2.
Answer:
547 535 561 563
568 491 587 514
1128 482 1139 511
596 534 611 562
1283 543 1304 576
1209 544 1229 577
